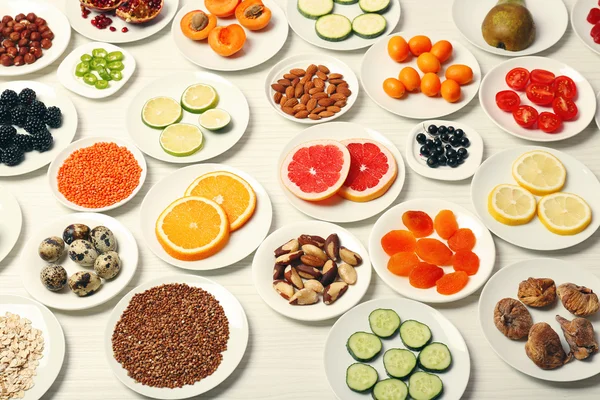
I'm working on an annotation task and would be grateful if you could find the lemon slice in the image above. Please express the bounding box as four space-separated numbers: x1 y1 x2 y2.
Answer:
488 184 537 226
159 123 203 157
538 192 592 235
199 108 231 131
141 97 183 129
181 84 219 114
512 150 566 196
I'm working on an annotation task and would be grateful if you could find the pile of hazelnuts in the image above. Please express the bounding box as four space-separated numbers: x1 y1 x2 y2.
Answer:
0 13 55 67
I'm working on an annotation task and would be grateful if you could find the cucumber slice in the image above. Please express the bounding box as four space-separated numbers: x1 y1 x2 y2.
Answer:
383 349 417 379
372 378 408 400
399 320 432 351
418 343 452 372
298 0 333 19
346 363 378 393
352 13 387 39
408 372 443 400
359 0 391 13
347 331 383 362
315 14 353 42
369 309 401 338
335 0 358 4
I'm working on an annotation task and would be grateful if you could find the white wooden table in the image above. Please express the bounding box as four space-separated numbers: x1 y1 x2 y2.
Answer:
2 0 600 398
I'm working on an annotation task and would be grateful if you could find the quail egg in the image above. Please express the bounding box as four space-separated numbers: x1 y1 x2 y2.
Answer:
68 239 98 267
90 226 117 253
40 264 68 292
38 236 65 263
68 271 102 297
94 251 121 279
63 223 91 245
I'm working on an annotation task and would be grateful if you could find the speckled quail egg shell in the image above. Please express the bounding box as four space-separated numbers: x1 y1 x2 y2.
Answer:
40 264 68 292
90 226 117 253
38 236 65 263
94 251 121 280
68 239 98 267
63 223 91 245
68 271 102 297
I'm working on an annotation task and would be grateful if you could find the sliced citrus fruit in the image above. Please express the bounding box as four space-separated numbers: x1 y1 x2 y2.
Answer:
199 108 231 131
337 138 398 202
512 150 566 196
155 196 230 261
142 96 183 129
537 192 592 235
280 139 351 202
181 83 218 114
184 171 257 231
159 123 204 157
488 184 537 226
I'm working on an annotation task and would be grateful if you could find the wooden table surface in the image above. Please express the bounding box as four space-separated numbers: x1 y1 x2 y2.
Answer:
1 0 599 398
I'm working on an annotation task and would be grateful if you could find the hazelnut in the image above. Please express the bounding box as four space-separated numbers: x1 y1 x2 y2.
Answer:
23 53 35 64
15 14 26 22
30 32 40 42
0 22 5 31
26 13 36 23
1 54 13 66
2 27 12 37
2 16 13 24
13 23 24 33
0 47 5 55
41 31 53 40
13 55 24 66
17 38 29 47
6 47 17 58
6 21 14 27
40 39 51 49
34 18 46 26
28 23 37 32
31 47 42 58
29 41 40 48
18 47 28 56
38 25 49 33
2 39 14 48
9 31 20 42
20 30 31 39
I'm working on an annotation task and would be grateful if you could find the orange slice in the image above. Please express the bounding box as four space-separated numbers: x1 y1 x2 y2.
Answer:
155 196 230 261
184 171 257 231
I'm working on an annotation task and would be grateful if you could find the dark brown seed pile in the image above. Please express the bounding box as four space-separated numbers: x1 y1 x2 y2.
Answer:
111 283 230 388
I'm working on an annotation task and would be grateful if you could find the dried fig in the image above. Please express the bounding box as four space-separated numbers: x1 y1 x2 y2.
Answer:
518 277 556 308
556 315 599 361
557 283 599 317
493 298 533 340
525 322 572 370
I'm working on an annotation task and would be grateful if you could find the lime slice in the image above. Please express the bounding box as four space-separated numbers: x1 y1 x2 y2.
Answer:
141 97 183 129
199 108 231 131
159 123 204 157
181 84 219 114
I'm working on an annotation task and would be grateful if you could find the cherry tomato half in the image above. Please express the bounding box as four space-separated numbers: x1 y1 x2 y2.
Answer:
505 67 530 91
495 90 521 112
592 23 600 44
552 97 578 121
538 112 562 133
530 69 556 85
513 105 539 128
553 76 577 100
526 83 555 106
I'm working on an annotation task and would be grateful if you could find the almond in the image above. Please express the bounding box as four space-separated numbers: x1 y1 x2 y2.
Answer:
327 106 341 113
312 92 328 100
300 93 310 105
306 98 318 112
307 64 318 75
290 68 306 77
273 92 282 104
334 100 347 108
337 82 349 88
300 75 309 85
318 65 330 74
283 73 297 80
326 84 336 95
295 84 304 97
279 95 288 106
319 110 335 117
316 71 328 81
285 86 295 99
309 87 324 95
317 98 335 107
313 78 325 88
291 77 300 87
304 81 314 91
281 106 294 115
337 87 352 97
284 98 299 107
277 78 291 87
294 110 309 119
312 106 326 114
330 93 347 102
328 73 343 80
293 103 307 112
271 83 285 93
308 113 321 120
329 79 346 85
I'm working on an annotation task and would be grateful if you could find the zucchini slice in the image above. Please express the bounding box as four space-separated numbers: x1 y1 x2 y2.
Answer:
315 14 353 42
383 349 416 379
359 0 391 13
298 0 334 19
369 309 401 338
352 13 387 39
399 320 432 351
346 363 379 393
335 0 359 4
347 331 383 362
418 343 452 372
372 378 408 400
408 372 443 400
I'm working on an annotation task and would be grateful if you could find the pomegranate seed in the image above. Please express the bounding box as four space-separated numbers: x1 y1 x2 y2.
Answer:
122 27 128 33
110 26 116 31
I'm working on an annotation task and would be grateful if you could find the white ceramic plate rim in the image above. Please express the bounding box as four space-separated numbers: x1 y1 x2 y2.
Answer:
596 92 600 131
571 0 600 57
0 186 22 264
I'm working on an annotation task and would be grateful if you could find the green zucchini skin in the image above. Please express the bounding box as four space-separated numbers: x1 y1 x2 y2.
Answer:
315 14 353 42
352 13 387 39
359 0 391 13
335 0 359 4
297 0 334 19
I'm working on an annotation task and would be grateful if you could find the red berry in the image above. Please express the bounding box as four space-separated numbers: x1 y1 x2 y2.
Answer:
122 27 128 33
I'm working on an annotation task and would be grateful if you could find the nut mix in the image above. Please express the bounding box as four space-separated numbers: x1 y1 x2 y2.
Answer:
0 13 54 68
271 64 352 120
112 283 230 388
272 233 361 306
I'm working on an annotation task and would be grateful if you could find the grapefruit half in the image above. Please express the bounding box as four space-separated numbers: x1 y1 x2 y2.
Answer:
280 139 351 202
338 139 397 202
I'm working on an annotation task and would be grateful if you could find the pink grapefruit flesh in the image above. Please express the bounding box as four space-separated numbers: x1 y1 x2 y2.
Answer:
280 139 351 201
338 138 397 202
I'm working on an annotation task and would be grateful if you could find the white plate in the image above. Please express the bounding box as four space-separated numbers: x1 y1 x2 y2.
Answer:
405 120 483 181
471 146 600 251
252 220 371 322
324 298 470 399
104 274 248 399
286 0 401 51
140 163 272 271
596 92 600 130
479 258 600 382
0 0 71 77
171 0 288 71
20 212 139 311
0 81 77 177
479 56 596 142
67 0 179 44
368 199 496 303
56 42 136 99
452 0 567 57
265 54 359 124
47 136 147 212
0 295 65 400
277 122 405 223
0 186 22 263
572 0 600 56
361 34 482 119
126 71 249 163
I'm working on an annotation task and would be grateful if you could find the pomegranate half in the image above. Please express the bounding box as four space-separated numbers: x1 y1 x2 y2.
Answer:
80 0 125 12
116 0 164 24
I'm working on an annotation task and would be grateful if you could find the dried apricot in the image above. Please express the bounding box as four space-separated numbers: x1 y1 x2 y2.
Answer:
415 238 453 266
452 250 480 276
417 52 440 74
402 211 434 237
381 230 417 256
408 35 432 56
430 40 453 63
398 67 421 92
436 271 469 295
448 228 476 252
434 209 458 240
387 252 419 276
420 73 441 97
409 262 444 289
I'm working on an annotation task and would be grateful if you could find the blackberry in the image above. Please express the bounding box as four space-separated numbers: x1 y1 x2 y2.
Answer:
0 90 18 107
10 105 27 127
44 106 62 129
0 105 10 124
0 125 16 148
14 134 33 152
1 144 24 166
27 100 47 118
24 115 45 134
32 130 53 152
18 88 36 105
